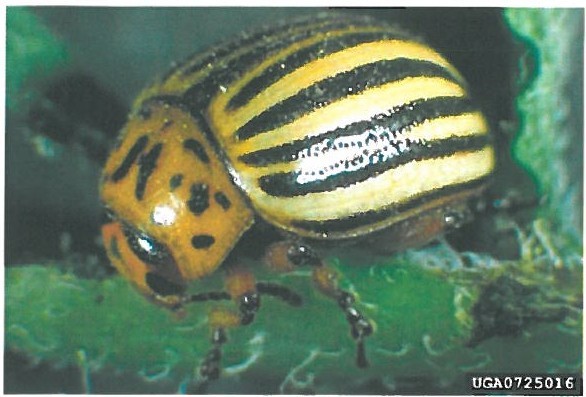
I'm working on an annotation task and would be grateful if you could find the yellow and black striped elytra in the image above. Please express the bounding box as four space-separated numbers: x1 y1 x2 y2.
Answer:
99 12 495 378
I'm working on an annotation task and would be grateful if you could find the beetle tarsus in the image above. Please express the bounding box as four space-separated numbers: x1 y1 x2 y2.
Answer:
338 291 373 368
199 327 227 381
356 338 369 368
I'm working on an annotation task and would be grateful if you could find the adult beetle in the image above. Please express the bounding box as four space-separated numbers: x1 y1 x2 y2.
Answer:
100 13 495 380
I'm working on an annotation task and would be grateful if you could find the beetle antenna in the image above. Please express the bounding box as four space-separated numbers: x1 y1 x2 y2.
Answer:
184 291 231 304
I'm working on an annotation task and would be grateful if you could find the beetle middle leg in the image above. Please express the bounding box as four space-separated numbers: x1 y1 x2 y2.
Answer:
264 240 374 368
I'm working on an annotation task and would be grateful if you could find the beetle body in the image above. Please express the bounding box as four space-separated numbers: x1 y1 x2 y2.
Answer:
100 13 495 306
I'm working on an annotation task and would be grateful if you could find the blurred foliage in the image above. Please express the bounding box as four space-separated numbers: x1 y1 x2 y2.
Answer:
6 7 68 110
6 250 582 393
505 9 583 248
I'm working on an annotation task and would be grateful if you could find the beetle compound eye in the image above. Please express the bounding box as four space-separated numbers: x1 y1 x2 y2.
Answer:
122 224 173 268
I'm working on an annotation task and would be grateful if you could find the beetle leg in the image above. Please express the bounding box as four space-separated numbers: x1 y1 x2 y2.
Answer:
224 266 261 325
199 326 229 381
195 268 257 383
312 263 374 368
196 267 303 383
265 241 374 368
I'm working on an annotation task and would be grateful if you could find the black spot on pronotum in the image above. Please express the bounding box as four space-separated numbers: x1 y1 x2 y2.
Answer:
135 145 163 197
183 138 210 164
145 272 185 296
191 234 215 249
188 183 209 215
109 236 121 259
214 191 232 210
161 119 174 131
169 174 184 191
135 143 163 200
111 135 148 182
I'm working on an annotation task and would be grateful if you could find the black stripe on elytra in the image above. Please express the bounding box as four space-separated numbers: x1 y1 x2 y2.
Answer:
234 58 460 141
191 234 215 249
177 15 372 79
175 17 321 78
111 135 148 182
291 177 490 235
183 138 210 164
161 21 275 82
179 31 321 111
175 16 325 78
187 183 210 215
169 174 184 191
227 30 414 111
214 191 232 210
259 134 491 197
135 143 163 201
183 22 334 104
180 21 387 112
239 96 477 167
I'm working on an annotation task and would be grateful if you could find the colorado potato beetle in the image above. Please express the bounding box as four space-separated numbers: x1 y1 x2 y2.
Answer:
100 13 495 381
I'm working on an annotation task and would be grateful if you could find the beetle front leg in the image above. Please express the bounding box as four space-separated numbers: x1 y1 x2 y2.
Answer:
196 267 259 383
196 266 303 384
265 241 374 368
